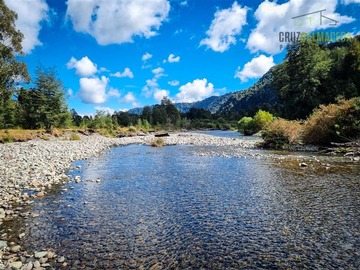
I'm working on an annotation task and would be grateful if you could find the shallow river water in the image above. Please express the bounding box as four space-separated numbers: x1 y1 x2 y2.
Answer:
2 136 360 269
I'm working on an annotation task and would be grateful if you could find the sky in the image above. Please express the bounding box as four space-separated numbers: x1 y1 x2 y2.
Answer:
5 0 360 115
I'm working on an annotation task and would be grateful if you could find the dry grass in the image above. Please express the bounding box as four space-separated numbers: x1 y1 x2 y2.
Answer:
261 118 302 148
150 138 164 147
0 129 41 143
302 99 354 145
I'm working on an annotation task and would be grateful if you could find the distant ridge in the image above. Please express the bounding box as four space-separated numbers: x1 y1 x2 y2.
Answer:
128 67 277 115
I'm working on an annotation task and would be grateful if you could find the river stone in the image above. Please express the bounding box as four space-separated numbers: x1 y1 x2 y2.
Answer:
33 260 41 268
299 162 308 167
10 245 21 252
9 261 22 270
34 251 47 258
0 241 7 248
57 256 65 263
22 262 33 270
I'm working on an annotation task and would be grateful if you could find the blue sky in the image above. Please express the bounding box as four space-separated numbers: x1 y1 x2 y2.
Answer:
6 0 360 115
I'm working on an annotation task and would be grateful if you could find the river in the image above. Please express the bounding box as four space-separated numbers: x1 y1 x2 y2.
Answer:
1 131 360 269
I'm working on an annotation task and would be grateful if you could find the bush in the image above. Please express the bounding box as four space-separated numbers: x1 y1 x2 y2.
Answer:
238 117 255 135
302 99 358 145
150 138 164 147
238 110 274 135
253 110 273 130
70 133 80 141
262 119 302 148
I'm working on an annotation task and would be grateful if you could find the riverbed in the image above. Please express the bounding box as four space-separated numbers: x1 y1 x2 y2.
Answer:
0 132 359 269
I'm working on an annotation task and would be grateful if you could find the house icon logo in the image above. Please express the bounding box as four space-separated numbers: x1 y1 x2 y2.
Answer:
292 9 339 27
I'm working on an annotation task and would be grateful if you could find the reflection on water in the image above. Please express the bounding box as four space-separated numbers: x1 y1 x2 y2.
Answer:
4 145 360 269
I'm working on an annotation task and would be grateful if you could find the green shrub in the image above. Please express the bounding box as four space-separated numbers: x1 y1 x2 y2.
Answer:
238 110 274 136
253 110 274 130
70 133 80 141
238 117 255 135
262 119 302 148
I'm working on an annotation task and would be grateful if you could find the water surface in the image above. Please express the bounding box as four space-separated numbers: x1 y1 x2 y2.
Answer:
3 144 360 269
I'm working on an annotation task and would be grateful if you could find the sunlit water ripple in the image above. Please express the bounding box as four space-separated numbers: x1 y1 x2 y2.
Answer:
6 142 360 269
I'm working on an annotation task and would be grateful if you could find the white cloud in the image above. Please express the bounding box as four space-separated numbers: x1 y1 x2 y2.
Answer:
79 76 109 104
67 56 98 77
176 79 214 103
108 87 121 98
95 106 115 115
247 0 355 54
142 67 169 101
200 2 248 52
4 0 49 54
343 0 360 4
66 0 170 45
167 53 180 63
142 52 153 61
121 92 136 103
152 67 165 78
180 1 188 6
111 68 134 79
154 89 170 103
168 80 180 86
234 55 275 82
67 88 73 96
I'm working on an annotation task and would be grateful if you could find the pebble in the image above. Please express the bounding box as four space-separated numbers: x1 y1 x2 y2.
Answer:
299 162 308 167
57 256 65 263
22 262 33 270
10 245 21 252
0 240 7 248
9 261 22 269
34 251 47 258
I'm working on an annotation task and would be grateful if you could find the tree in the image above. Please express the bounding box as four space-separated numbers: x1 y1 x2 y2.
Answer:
0 0 30 128
17 66 70 129
272 40 332 119
166 103 180 126
152 105 167 125
116 111 131 127
141 106 152 123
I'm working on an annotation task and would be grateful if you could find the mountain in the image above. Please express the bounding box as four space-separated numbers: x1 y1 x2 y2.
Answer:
128 67 277 115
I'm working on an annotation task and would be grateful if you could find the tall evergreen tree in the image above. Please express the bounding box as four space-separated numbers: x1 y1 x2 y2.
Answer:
0 0 29 128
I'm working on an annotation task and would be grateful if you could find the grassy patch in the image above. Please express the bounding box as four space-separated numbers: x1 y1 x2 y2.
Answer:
70 133 81 141
0 129 39 143
150 138 164 147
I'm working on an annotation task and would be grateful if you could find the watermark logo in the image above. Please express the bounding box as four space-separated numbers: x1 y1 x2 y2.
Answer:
292 9 339 27
278 9 351 50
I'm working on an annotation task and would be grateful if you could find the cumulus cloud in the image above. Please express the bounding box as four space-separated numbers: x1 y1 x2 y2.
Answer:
247 0 355 54
168 80 180 86
142 52 153 61
108 87 121 98
66 0 170 45
95 106 115 115
121 92 136 103
152 67 165 78
142 67 169 101
154 89 170 102
176 79 214 103
4 0 49 54
235 55 275 82
79 76 109 104
67 88 73 96
67 56 98 77
164 53 180 63
200 2 248 52
111 68 134 79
